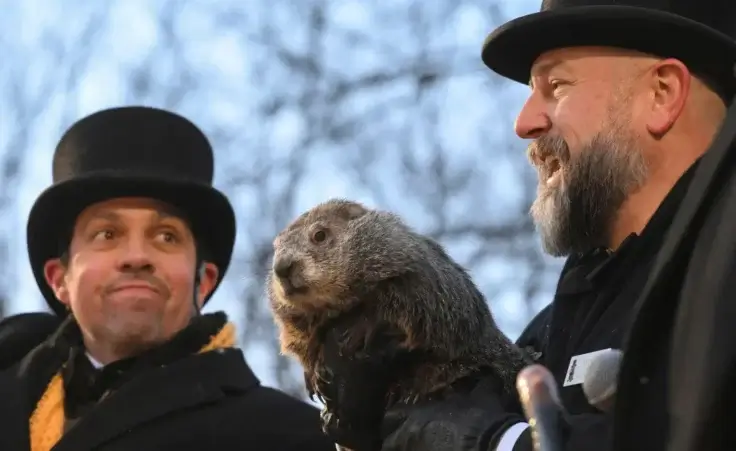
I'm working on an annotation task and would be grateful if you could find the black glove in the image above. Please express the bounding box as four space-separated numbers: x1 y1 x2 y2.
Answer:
317 315 405 451
380 374 525 451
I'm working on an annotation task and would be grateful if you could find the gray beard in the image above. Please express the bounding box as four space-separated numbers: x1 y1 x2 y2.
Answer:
530 127 648 257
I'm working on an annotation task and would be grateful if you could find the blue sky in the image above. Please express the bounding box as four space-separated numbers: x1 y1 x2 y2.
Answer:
2 0 554 390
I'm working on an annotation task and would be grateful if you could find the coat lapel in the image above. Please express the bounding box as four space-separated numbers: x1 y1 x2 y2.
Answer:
53 348 259 451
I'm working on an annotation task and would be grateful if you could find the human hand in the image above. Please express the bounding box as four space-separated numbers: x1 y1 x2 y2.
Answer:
316 316 405 451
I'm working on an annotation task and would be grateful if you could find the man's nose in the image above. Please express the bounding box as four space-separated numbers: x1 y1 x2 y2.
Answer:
514 92 551 139
273 257 294 279
118 239 155 273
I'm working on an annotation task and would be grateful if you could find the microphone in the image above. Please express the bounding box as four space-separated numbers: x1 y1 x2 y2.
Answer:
517 364 567 451
582 349 623 413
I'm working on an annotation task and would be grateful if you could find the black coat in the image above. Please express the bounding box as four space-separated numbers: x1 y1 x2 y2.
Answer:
612 130 736 448
0 312 62 370
666 167 736 451
510 164 696 451
0 343 334 450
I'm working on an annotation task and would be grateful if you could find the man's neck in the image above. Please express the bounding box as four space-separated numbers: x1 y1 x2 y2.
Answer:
608 160 696 250
83 340 154 366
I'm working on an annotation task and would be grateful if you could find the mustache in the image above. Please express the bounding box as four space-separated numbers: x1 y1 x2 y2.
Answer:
103 273 170 297
527 136 570 166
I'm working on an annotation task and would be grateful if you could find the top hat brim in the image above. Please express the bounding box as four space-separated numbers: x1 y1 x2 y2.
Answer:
482 5 736 94
27 175 236 316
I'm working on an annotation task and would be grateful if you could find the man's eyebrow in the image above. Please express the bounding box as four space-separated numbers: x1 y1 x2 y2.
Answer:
528 59 570 87
155 209 174 220
86 211 120 223
155 206 187 223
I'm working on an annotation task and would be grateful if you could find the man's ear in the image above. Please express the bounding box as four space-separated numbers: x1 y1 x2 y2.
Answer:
644 58 691 137
43 258 69 306
196 262 219 308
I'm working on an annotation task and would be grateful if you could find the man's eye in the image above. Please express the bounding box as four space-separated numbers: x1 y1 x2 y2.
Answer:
157 231 178 243
93 229 115 241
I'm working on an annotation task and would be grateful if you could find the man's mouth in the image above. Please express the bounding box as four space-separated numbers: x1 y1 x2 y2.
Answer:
544 158 562 186
111 283 158 294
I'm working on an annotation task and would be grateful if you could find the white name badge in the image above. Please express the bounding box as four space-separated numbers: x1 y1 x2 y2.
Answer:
563 348 612 387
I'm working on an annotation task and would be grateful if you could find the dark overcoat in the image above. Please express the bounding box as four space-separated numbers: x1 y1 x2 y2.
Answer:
613 104 736 451
511 164 695 451
0 316 335 451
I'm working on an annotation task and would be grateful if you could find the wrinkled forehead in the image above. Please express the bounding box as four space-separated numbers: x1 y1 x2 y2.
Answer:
75 197 190 228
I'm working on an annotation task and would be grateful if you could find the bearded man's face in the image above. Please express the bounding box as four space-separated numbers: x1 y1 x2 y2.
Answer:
528 111 649 256
516 47 672 256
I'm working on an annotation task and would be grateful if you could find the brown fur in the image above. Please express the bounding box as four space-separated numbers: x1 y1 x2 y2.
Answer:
267 199 529 433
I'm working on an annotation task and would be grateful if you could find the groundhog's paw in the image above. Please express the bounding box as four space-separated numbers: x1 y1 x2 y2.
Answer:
522 345 543 362
312 367 335 402
304 371 321 402
320 409 339 435
332 320 409 366
323 316 371 358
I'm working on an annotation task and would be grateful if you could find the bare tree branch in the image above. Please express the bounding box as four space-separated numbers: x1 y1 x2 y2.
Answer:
1 0 562 395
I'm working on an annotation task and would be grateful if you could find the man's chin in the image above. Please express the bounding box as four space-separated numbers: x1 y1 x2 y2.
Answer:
530 191 558 224
530 204 572 257
102 317 162 345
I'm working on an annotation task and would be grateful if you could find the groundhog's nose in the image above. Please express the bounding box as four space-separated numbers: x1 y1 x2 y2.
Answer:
273 257 294 279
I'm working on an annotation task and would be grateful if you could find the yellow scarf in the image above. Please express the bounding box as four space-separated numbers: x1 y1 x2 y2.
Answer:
28 322 236 451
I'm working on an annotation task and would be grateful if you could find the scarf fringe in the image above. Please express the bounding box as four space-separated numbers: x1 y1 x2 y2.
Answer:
29 322 237 451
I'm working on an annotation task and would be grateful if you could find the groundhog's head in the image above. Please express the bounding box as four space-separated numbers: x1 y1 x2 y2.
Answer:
268 198 421 311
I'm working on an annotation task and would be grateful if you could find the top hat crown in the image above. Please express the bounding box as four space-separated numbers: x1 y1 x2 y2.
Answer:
52 106 215 184
482 0 736 98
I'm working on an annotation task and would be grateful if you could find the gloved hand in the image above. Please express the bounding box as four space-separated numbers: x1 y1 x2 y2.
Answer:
317 315 406 451
379 374 525 451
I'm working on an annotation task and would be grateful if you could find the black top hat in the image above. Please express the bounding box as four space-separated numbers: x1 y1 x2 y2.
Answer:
27 106 236 316
482 0 736 98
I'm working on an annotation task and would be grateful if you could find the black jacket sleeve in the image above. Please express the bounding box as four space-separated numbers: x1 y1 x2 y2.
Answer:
493 414 612 451
497 412 612 451
380 287 613 451
492 304 612 451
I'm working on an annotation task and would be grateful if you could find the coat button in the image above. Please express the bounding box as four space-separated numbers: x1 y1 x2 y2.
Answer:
639 376 649 384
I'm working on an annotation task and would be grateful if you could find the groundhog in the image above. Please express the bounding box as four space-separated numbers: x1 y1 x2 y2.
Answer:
267 198 530 443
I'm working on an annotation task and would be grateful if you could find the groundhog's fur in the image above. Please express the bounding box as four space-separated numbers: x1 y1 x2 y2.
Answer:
268 198 529 434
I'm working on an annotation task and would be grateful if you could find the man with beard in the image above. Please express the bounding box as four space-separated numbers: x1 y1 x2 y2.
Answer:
0 107 335 450
320 1 736 451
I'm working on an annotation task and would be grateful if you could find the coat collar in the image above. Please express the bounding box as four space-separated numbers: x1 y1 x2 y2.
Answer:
555 159 700 297
53 348 259 450
0 348 259 451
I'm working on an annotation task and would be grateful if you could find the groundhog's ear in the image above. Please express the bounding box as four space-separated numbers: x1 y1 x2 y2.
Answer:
344 203 368 220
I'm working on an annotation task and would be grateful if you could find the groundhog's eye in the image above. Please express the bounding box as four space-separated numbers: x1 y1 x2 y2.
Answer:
311 229 327 243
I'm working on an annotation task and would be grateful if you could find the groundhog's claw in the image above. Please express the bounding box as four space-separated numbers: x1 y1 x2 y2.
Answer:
320 409 337 433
